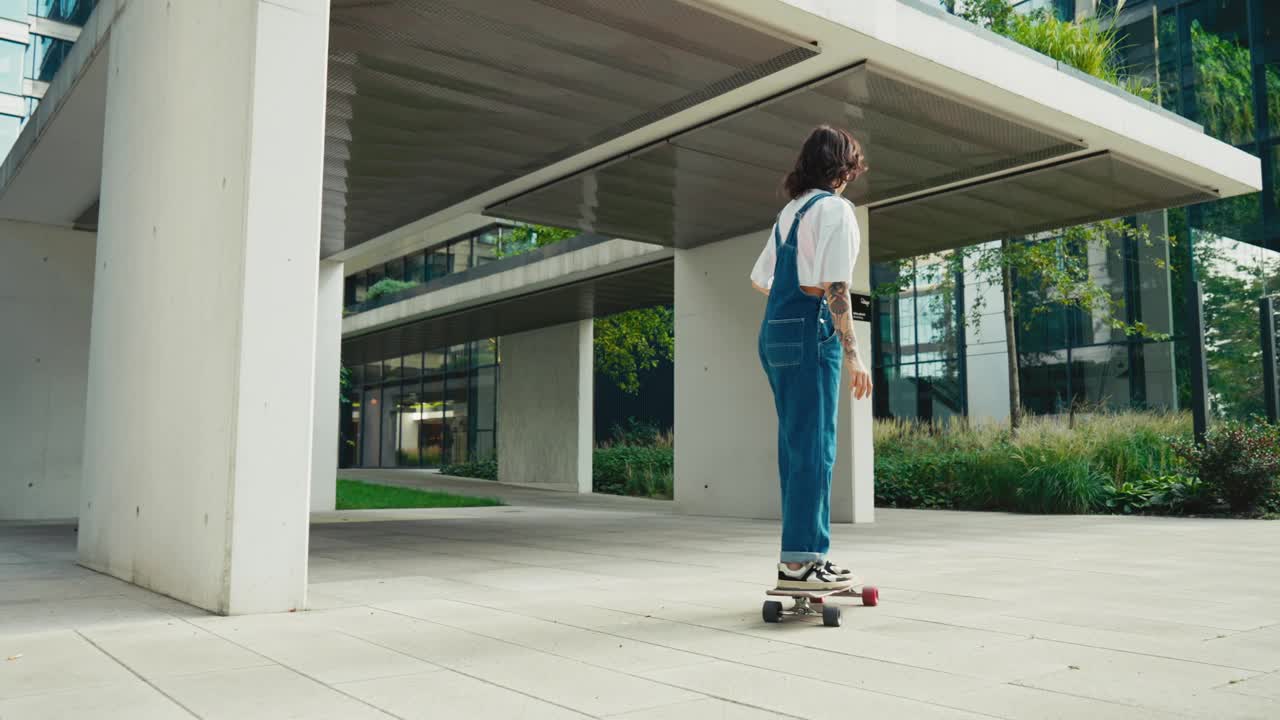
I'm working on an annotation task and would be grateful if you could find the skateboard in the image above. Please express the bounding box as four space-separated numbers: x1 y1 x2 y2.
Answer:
762 580 879 627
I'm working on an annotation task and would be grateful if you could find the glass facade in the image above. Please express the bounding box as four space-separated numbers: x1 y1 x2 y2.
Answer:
345 339 499 469
878 0 1280 422
26 33 71 82
0 0 95 161
29 0 93 25
0 39 22 95
871 254 967 421
0 0 24 20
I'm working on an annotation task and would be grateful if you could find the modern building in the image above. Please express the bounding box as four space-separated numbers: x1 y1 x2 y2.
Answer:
0 0 1260 614
873 0 1280 423
0 1 93 158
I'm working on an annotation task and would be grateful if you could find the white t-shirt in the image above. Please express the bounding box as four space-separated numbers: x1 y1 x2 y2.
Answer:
749 190 860 290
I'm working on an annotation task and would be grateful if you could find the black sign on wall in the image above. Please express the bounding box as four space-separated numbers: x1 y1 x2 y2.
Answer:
851 293 872 323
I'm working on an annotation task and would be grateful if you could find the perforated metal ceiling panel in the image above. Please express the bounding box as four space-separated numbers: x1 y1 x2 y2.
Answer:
322 0 817 254
489 63 1088 248
870 153 1218 260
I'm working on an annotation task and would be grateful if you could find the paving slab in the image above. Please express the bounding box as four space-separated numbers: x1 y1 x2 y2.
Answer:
3 491 1280 719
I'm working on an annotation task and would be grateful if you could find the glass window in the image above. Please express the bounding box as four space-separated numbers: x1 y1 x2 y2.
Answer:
0 40 23 96
380 381 402 467
0 0 24 21
405 252 426 285
360 362 382 467
394 381 422 468
366 263 385 290
453 236 475 273
29 0 94 25
27 35 74 83
474 228 500 265
343 276 358 308
471 365 497 461
385 256 404 283
426 246 450 281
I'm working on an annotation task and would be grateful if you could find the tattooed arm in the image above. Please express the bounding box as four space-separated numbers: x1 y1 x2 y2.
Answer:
824 281 873 400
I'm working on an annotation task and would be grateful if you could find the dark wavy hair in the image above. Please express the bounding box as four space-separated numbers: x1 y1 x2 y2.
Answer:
783 125 868 199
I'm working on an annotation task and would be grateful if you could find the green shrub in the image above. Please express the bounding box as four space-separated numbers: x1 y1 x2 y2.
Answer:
365 277 418 303
440 457 498 481
593 446 673 499
874 413 1191 515
1102 475 1209 515
1174 420 1280 514
609 417 662 447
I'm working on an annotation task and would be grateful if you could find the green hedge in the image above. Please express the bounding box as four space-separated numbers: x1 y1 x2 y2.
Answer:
874 413 1187 514
440 448 674 500
593 446 673 499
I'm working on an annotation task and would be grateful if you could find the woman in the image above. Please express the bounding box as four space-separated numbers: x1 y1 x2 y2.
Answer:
750 125 872 590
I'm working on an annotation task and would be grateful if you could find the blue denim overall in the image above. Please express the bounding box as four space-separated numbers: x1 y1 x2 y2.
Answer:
758 191 843 563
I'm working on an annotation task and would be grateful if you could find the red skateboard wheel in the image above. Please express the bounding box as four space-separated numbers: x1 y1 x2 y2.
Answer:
861 585 879 606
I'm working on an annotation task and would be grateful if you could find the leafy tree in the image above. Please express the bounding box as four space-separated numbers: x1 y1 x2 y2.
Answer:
918 1 1164 430
497 222 676 396
594 306 674 395
1195 234 1278 419
498 224 579 258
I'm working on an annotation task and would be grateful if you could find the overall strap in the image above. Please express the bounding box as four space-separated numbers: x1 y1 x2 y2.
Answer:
781 191 833 248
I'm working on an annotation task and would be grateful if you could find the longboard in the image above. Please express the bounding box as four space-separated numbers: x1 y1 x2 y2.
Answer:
763 580 878 627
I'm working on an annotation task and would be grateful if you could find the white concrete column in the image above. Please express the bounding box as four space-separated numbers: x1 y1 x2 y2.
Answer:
0 221 95 521
77 0 330 615
311 260 344 512
832 206 874 524
497 320 593 492
673 224 874 523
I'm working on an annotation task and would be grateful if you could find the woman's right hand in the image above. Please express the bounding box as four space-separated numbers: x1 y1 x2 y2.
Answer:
848 355 873 400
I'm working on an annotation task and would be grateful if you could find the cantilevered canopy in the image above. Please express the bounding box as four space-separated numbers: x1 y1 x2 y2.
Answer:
488 62 1214 260
0 0 1260 266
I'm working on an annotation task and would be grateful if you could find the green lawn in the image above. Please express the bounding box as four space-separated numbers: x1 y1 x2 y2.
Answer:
335 479 503 510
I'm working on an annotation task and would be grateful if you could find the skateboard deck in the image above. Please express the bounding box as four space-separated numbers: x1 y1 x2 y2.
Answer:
762 579 878 627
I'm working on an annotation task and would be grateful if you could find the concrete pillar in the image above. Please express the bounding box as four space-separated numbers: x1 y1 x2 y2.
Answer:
836 206 874 523
311 260 344 512
77 0 329 614
0 220 95 521
673 218 874 523
497 320 593 492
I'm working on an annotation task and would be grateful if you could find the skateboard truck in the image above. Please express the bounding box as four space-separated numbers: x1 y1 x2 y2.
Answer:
762 584 879 627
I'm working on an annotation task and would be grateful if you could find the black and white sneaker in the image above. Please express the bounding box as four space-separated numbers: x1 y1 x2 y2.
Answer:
776 562 855 590
823 560 856 580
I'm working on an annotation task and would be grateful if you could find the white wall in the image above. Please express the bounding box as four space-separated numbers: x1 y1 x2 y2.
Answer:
497 320 593 492
0 220 94 520
673 218 873 523
77 0 329 615
311 260 343 512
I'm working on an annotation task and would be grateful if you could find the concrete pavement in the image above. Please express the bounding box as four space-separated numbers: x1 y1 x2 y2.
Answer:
2 483 1279 719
